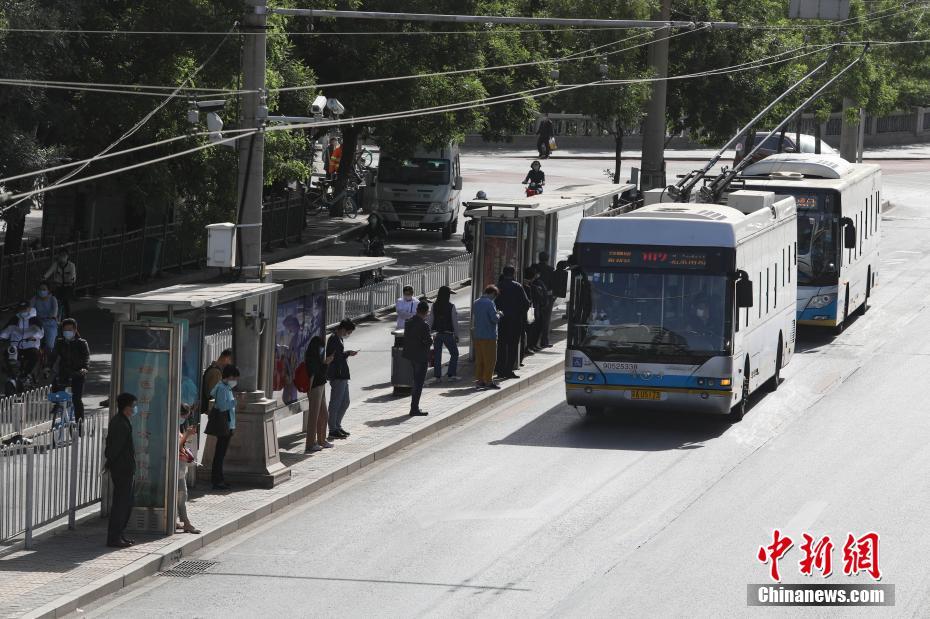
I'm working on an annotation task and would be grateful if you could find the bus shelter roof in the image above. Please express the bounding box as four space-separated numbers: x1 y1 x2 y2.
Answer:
265 255 397 281
463 183 634 219
98 281 283 312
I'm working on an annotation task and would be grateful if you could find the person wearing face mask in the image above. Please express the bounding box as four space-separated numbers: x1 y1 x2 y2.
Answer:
30 283 59 352
176 404 201 534
49 318 90 422
522 161 546 195
395 285 419 330
43 251 77 319
326 319 357 440
104 392 137 548
205 365 239 490
1 302 43 389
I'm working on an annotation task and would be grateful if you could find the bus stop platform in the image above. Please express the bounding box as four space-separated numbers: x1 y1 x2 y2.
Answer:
0 323 569 619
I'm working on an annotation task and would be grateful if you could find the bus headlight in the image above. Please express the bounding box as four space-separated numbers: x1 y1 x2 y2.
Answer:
806 294 836 309
427 202 447 214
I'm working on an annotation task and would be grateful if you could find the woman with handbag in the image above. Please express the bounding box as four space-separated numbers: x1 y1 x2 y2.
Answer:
176 404 201 534
205 365 239 490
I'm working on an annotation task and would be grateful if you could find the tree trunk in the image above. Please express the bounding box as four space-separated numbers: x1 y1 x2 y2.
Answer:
332 125 361 217
2 203 28 255
613 125 624 184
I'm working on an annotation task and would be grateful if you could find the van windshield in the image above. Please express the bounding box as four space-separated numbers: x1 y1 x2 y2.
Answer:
379 157 450 185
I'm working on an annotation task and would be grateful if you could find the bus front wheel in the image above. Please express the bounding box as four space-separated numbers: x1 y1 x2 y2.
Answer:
730 373 750 423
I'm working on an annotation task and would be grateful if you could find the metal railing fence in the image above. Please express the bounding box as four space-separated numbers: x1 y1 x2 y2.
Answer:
0 385 52 439
0 410 106 547
327 253 472 326
203 328 233 368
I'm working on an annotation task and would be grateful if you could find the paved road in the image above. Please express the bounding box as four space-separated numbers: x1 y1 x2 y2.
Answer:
84 162 930 616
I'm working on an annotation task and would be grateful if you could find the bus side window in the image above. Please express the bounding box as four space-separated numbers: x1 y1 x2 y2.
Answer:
782 248 786 286
876 191 881 232
787 245 791 283
759 271 769 318
865 198 869 240
774 264 777 309
793 241 797 265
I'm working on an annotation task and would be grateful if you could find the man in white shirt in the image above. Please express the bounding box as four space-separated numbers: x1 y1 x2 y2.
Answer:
395 285 419 330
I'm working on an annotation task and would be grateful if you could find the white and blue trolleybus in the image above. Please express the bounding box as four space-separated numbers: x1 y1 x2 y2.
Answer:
739 154 882 332
565 190 798 421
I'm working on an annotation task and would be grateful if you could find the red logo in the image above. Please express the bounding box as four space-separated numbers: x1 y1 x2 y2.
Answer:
757 529 794 582
758 530 881 582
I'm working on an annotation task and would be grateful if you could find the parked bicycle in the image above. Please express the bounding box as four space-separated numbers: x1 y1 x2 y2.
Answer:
355 146 374 169
307 178 359 218
49 388 75 447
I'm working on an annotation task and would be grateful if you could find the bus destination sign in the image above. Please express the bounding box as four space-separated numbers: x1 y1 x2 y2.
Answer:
601 248 710 270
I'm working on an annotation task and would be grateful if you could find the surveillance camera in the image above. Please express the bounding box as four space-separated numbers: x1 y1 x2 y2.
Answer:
196 99 227 113
311 95 328 115
327 98 345 115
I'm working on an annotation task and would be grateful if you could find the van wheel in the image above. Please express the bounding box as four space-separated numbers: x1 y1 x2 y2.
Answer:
451 216 459 234
441 222 453 240
768 340 782 393
730 367 750 423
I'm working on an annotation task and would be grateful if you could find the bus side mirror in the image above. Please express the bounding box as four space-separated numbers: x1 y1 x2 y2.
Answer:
842 217 856 248
735 272 754 308
453 176 463 190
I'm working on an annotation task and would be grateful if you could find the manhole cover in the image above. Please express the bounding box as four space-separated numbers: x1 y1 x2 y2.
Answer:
160 560 217 578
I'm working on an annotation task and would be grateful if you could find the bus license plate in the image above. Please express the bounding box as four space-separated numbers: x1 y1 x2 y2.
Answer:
631 389 661 401
401 219 419 228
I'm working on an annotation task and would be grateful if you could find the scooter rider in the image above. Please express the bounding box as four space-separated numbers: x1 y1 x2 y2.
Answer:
0 302 44 391
522 161 545 194
49 318 90 422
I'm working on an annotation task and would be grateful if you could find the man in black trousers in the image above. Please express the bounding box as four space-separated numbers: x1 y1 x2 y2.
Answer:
495 265 531 379
532 252 556 348
403 301 432 416
104 392 137 548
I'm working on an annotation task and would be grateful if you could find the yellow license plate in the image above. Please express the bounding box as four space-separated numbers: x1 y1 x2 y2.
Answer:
630 389 661 401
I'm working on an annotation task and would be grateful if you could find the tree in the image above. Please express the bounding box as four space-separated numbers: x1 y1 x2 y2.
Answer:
287 0 550 197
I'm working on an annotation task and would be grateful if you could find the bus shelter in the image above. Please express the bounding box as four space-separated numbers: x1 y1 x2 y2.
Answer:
464 183 634 294
97 281 282 534
264 255 396 424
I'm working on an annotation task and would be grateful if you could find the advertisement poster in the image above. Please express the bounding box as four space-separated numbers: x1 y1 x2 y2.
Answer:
482 220 520 291
120 327 173 508
274 292 326 404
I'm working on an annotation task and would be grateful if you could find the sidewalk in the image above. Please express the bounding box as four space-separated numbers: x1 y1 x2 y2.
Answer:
0 325 567 619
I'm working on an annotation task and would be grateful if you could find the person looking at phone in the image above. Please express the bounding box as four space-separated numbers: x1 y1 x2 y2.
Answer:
326 319 357 440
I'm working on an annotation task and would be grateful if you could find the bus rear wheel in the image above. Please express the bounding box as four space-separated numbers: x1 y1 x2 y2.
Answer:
767 339 783 393
858 269 872 316
584 406 605 417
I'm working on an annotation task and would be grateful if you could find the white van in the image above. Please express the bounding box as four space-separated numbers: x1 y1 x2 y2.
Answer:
375 144 463 240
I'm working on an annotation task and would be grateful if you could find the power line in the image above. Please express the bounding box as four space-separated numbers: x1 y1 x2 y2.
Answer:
2 43 833 202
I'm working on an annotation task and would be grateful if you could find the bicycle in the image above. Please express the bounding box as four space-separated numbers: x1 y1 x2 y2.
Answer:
309 178 359 218
49 388 75 447
355 146 373 169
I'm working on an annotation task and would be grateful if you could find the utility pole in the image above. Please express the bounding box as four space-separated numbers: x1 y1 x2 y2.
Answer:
640 0 672 191
839 96 860 162
235 0 267 393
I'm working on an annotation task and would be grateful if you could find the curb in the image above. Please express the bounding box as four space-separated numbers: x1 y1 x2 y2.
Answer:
24 353 564 619
491 153 930 162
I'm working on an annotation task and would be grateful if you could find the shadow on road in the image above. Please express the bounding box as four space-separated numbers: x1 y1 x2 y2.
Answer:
489 403 730 451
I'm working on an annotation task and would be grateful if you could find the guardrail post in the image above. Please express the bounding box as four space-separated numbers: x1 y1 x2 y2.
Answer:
368 287 375 317
337 298 347 323
25 445 35 549
116 227 126 288
420 274 428 297
445 263 453 287
68 425 79 529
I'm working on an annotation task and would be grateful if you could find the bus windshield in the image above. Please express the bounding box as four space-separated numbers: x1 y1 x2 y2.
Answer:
378 157 450 185
748 187 840 286
570 270 731 358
